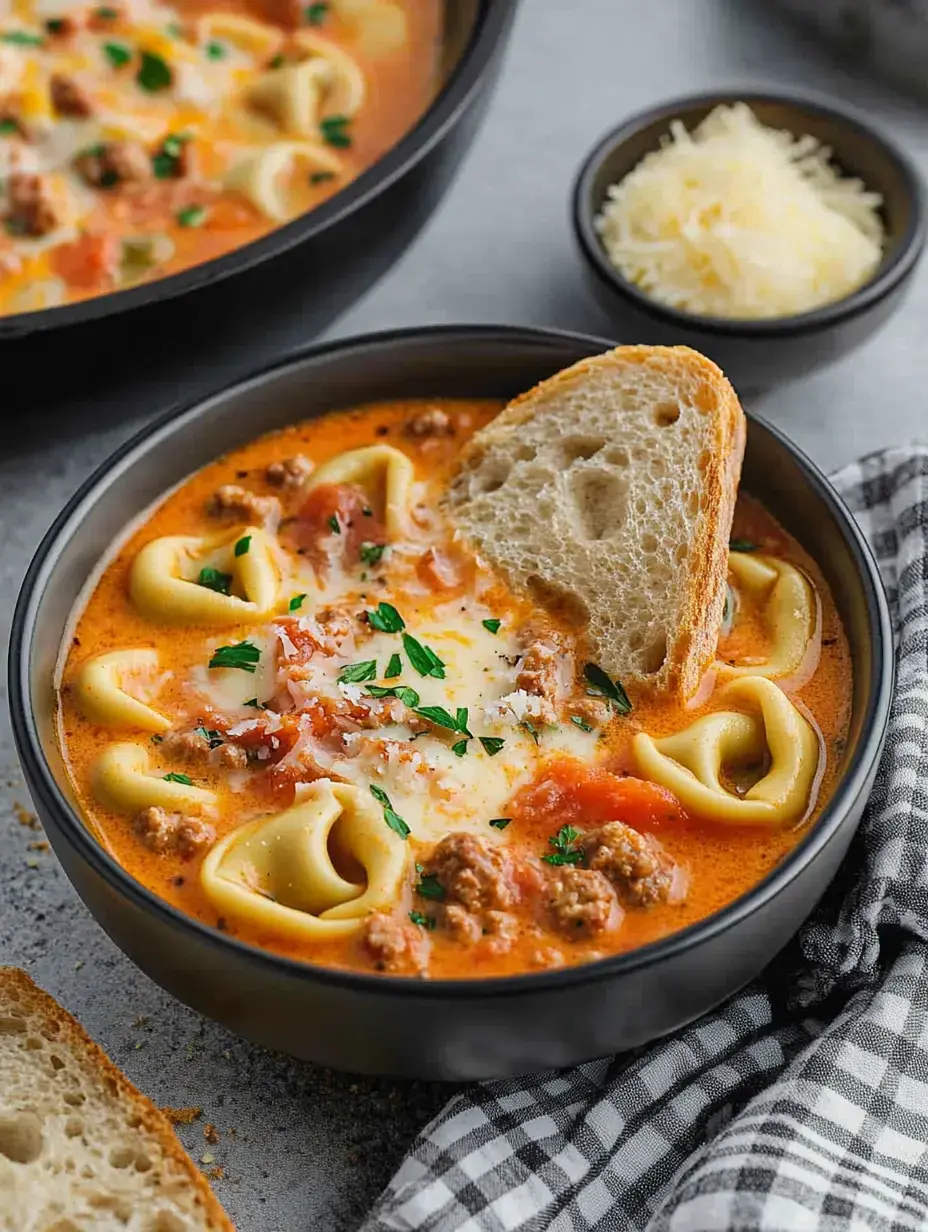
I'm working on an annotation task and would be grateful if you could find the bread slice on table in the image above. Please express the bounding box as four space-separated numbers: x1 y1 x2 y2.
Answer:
0 967 233 1232
445 345 745 700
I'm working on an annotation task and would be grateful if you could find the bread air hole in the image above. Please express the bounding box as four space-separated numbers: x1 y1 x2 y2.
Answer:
643 634 667 674
0 1111 44 1163
653 401 680 427
526 575 589 627
567 468 628 541
558 436 604 465
472 458 511 495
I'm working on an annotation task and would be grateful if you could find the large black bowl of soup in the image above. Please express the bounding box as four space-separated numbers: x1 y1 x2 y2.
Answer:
9 325 892 1077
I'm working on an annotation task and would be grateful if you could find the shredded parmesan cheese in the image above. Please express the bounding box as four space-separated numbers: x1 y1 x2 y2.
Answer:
595 102 885 320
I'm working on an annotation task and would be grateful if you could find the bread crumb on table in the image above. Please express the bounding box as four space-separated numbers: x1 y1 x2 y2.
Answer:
204 1122 220 1144
13 802 39 829
163 1105 203 1125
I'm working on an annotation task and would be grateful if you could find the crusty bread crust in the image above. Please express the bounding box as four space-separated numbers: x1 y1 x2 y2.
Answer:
446 345 746 700
0 966 235 1231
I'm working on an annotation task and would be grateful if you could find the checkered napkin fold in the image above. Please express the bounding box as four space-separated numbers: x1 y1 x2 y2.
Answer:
361 445 928 1232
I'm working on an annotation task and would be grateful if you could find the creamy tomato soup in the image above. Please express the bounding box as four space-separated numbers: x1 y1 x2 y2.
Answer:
56 400 852 979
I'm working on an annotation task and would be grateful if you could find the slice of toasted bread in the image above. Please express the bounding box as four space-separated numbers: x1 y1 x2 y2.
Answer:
445 345 745 700
0 967 234 1232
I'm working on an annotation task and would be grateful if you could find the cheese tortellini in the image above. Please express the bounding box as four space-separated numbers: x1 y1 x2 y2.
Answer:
634 676 820 826
200 779 409 939
332 0 409 57
719 553 816 680
74 649 170 733
130 526 281 626
224 141 343 222
247 34 365 137
93 743 217 815
306 445 415 537
197 13 284 59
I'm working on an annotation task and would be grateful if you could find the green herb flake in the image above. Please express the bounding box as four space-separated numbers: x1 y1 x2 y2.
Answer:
0 119 18 136
384 652 402 679
730 539 757 553
402 632 445 679
338 660 377 684
94 6 118 18
45 18 66 34
1 30 44 46
164 772 193 786
137 48 172 92
327 513 340 534
542 823 584 866
359 541 385 567
366 684 420 707
197 566 233 595
369 784 410 840
482 618 501 634
234 534 251 557
583 662 632 715
319 114 351 148
289 593 306 612
150 734 163 744
177 204 207 228
209 641 261 673
451 738 469 757
570 714 595 733
479 736 505 757
165 21 183 36
244 698 260 708
408 910 435 930
304 2 329 25
103 40 131 68
521 720 540 745
368 602 405 633
151 132 190 178
310 170 335 185
195 726 224 749
414 705 470 735
414 873 445 902
268 52 284 68
205 39 225 59
489 817 511 830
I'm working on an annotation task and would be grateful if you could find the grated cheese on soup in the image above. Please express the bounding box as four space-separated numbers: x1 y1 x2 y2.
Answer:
594 102 885 320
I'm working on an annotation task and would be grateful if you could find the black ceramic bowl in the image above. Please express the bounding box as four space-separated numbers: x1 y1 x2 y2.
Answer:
0 0 518 341
10 325 893 1080
572 91 926 394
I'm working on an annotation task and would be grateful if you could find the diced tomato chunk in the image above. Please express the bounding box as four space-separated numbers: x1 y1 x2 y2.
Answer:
286 482 387 569
416 546 469 595
52 232 119 291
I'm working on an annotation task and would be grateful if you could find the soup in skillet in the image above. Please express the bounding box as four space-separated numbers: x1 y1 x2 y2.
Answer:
0 0 438 314
56 398 851 979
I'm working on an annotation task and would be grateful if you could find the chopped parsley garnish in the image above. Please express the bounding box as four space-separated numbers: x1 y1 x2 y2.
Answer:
94 5 118 18
310 170 335 185
402 632 445 679
165 21 183 36
195 727 224 749
197 566 232 595
521 720 540 744
152 132 190 179
479 736 505 757
151 734 163 744
489 818 511 830
177 204 207 228
234 534 251 557
338 659 377 684
136 48 172 92
1 30 44 46
320 114 352 148
304 2 329 25
205 39 225 59
362 506 373 516
451 739 468 757
45 18 66 34
583 663 632 715
730 539 757 552
366 683 420 707
359 542 385 566
384 652 402 678
327 513 340 534
289 593 306 611
164 772 193 786
209 641 260 673
369 784 410 839
103 40 131 67
482 618 501 634
0 119 18 135
408 910 434 930
268 52 284 68
542 823 584 866
570 714 595 733
244 698 260 708
368 601 405 633
414 705 470 736
414 873 445 901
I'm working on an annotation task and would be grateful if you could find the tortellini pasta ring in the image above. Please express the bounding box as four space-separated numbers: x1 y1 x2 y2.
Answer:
74 648 170 733
225 142 343 222
197 13 284 59
246 59 335 138
332 0 409 57
718 553 816 681
93 743 217 816
634 676 820 826
292 32 367 117
305 445 415 537
200 779 409 940
130 526 280 626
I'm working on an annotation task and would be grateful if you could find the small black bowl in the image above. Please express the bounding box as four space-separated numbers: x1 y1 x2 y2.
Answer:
572 91 927 394
9 325 893 1079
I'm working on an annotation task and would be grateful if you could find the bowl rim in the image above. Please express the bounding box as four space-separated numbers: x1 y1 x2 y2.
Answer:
0 0 516 340
9 323 895 1002
572 88 927 339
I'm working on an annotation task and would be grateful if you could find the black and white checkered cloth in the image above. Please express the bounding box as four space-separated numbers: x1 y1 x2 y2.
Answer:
361 446 928 1232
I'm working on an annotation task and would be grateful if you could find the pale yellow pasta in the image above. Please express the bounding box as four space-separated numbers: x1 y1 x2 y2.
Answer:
200 779 409 940
92 743 217 815
719 553 816 680
247 60 333 137
74 649 170 733
292 32 367 117
197 13 284 59
130 526 281 625
224 141 343 221
333 0 409 56
305 445 415 537
634 676 819 825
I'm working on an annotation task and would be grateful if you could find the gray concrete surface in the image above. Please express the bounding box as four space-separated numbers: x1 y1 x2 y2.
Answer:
3 1 928 1228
